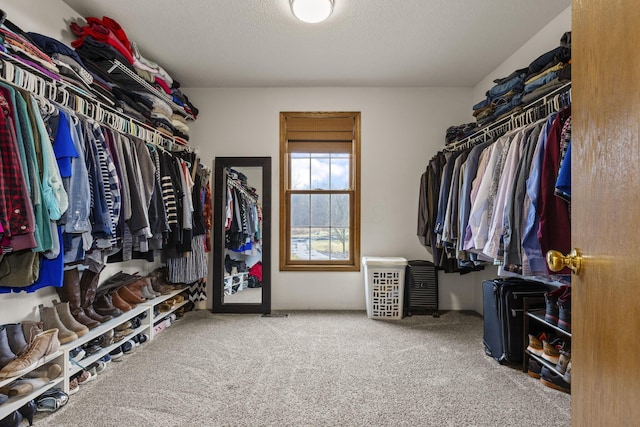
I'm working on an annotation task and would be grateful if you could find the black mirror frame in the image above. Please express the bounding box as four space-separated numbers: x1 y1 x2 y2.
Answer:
211 157 271 314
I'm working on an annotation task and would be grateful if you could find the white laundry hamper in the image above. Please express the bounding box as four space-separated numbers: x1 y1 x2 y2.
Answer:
362 257 408 319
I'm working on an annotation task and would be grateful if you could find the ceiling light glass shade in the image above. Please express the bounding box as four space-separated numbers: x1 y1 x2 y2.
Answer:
290 0 334 23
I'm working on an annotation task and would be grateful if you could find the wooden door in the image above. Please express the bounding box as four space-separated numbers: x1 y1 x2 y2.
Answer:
572 0 640 425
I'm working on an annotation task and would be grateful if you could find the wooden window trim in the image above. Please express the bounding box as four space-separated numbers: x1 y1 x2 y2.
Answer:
279 112 361 272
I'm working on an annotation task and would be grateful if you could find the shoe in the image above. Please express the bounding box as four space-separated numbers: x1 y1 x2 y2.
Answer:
69 347 86 363
0 410 23 427
109 347 124 361
563 361 572 384
115 321 132 331
82 343 102 356
540 366 571 393
527 358 542 379
18 400 36 426
121 340 134 354
130 317 141 329
87 360 106 374
0 329 60 379
556 348 571 374
53 300 90 338
526 332 546 357
38 305 77 344
100 354 112 364
0 393 7 405
36 388 68 411
68 378 79 395
24 363 62 380
75 369 94 385
4 323 29 356
542 337 564 364
0 327 16 370
558 290 571 332
544 286 568 325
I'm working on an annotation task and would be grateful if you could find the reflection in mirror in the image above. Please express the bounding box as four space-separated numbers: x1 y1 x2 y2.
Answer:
212 157 270 314
223 166 263 304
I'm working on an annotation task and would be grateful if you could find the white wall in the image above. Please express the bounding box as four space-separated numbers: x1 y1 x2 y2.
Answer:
185 87 491 310
0 0 161 324
469 5 572 314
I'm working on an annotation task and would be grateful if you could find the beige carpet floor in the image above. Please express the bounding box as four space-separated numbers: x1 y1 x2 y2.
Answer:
34 310 571 426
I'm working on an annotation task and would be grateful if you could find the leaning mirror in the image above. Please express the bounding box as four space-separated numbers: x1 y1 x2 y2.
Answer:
212 157 271 314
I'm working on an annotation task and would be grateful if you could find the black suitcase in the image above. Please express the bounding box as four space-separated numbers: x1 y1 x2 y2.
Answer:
482 278 547 364
404 260 439 317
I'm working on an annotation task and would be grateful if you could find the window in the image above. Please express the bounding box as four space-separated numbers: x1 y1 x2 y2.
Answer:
280 112 361 271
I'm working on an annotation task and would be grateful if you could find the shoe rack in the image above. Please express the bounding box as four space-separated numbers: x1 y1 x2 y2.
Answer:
0 288 189 420
0 351 65 420
60 288 188 388
522 297 572 377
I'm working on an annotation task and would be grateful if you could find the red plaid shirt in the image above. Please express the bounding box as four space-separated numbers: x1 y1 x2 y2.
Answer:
0 93 33 250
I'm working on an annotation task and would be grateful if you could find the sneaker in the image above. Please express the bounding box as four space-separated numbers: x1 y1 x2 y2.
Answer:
68 378 79 395
76 369 94 385
558 290 571 332
87 360 106 375
542 337 563 364
109 347 124 361
527 358 542 379
556 349 571 374
100 354 112 364
69 347 86 363
544 286 569 325
526 332 547 357
563 361 572 384
121 340 134 354
540 366 571 393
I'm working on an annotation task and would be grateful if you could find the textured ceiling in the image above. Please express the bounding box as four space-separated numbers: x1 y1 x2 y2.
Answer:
60 0 571 88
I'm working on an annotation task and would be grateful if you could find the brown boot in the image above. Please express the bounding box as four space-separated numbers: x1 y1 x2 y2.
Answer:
0 329 60 379
58 268 100 329
53 301 89 338
79 270 112 323
111 290 132 312
94 293 123 317
117 286 144 306
39 305 77 344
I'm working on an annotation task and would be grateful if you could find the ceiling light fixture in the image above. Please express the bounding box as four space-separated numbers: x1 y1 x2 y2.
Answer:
290 0 334 24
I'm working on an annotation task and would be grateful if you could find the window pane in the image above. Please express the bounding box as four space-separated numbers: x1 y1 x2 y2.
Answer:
330 157 350 190
291 194 310 227
310 194 330 227
331 194 350 227
291 157 310 190
330 228 349 260
309 227 330 260
291 227 310 260
310 157 330 189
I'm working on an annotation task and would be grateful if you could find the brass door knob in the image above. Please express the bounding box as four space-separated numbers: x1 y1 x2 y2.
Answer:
546 248 583 274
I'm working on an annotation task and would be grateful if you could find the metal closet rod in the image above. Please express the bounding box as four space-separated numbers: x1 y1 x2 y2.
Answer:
447 82 572 152
0 52 189 150
227 172 259 202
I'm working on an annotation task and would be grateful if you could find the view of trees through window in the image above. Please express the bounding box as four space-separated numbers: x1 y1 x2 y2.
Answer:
289 153 350 260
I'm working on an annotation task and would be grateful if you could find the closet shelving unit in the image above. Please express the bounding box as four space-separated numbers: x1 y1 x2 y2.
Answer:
0 43 201 417
106 59 194 120
0 51 191 151
0 351 65 419
0 288 188 419
446 82 571 152
522 297 572 379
